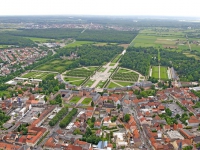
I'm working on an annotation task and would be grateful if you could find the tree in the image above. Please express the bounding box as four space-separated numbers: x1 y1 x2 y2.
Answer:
117 104 121 109
124 114 130 122
91 117 96 123
91 101 94 107
175 114 180 119
165 108 172 116
44 96 47 102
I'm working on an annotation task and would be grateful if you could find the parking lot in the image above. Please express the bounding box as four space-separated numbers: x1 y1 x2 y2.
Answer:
164 103 184 117
20 107 44 124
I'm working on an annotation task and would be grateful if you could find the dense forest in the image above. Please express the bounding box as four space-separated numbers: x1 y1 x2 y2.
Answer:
120 46 200 81
0 34 36 47
6 28 82 39
120 47 158 76
77 30 138 43
160 50 200 81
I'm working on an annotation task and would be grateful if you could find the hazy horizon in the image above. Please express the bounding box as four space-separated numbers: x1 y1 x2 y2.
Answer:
1 0 200 17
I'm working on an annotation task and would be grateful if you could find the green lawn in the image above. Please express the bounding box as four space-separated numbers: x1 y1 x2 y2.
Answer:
152 66 159 79
118 68 130 73
111 54 121 63
70 96 81 104
109 63 115 66
64 77 84 82
107 82 121 88
160 67 168 80
22 72 55 79
99 67 106 72
109 69 114 73
112 72 139 82
24 37 52 43
87 66 98 71
66 41 94 47
85 80 95 87
66 68 93 77
35 59 73 73
96 81 106 88
81 98 92 105
0 45 9 48
115 81 134 87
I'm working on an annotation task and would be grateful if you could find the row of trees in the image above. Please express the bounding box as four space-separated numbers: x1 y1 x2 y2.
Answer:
0 109 10 128
59 108 77 128
49 107 68 126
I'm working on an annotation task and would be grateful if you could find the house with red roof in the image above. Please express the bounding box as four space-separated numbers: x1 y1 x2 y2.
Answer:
187 116 200 127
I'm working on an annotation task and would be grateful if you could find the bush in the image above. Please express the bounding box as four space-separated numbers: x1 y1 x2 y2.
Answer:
49 107 68 126
59 108 77 128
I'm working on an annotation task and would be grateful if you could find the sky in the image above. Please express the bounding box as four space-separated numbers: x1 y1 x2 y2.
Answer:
0 0 199 17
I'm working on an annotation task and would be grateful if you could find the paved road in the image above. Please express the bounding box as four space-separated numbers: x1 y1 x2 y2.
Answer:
127 106 152 150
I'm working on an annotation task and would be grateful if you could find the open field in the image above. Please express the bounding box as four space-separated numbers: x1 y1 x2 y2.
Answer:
160 67 168 80
66 41 94 47
22 71 56 79
69 96 81 104
96 81 106 88
111 54 121 63
35 59 73 73
85 80 95 87
107 81 121 88
152 66 159 79
81 98 92 105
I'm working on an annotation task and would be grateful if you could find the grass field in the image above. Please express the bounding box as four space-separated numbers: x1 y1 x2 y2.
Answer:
118 68 130 73
109 69 114 73
69 96 81 104
81 98 92 105
109 63 115 66
24 37 52 43
112 71 139 81
99 67 106 72
152 66 159 79
0 45 9 48
66 68 93 77
160 67 168 80
22 71 56 79
115 81 134 87
107 82 121 88
66 41 94 47
87 66 98 71
64 77 85 86
111 54 121 63
35 59 73 73
85 80 95 87
96 81 106 88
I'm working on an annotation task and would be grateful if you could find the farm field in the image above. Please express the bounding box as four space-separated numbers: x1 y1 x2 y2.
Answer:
69 96 81 104
66 41 94 47
85 80 95 87
35 59 73 73
152 66 159 79
66 68 94 77
96 81 106 88
131 29 189 50
160 67 168 80
81 98 92 105
21 71 56 79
